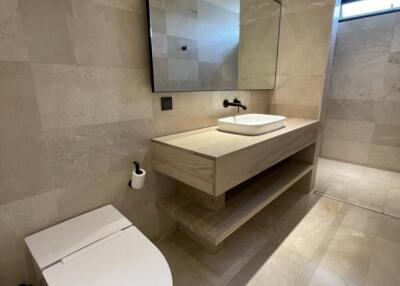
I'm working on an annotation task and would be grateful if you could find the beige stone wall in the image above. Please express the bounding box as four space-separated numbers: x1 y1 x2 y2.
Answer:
269 0 337 119
238 0 280 89
0 0 337 284
321 13 400 172
0 0 269 284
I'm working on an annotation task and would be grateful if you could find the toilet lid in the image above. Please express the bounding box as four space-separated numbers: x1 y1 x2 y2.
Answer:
43 226 172 286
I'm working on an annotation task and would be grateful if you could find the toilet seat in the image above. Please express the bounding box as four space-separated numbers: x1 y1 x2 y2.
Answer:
43 226 172 286
25 205 172 286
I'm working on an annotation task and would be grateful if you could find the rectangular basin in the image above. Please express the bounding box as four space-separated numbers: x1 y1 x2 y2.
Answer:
218 114 286 135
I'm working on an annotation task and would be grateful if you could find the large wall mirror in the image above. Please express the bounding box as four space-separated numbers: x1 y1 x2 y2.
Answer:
147 0 281 92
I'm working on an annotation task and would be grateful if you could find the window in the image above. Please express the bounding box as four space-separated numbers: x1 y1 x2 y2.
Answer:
340 0 400 21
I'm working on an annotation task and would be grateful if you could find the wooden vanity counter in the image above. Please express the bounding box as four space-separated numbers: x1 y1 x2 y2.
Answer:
152 117 319 196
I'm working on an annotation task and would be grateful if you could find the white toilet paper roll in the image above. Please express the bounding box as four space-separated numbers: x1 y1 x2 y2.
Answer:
131 169 146 189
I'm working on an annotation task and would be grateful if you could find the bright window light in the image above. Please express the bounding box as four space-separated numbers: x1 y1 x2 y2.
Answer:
341 0 400 19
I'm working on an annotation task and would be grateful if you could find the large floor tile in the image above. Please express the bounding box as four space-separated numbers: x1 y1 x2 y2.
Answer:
158 189 400 286
316 158 400 217
364 238 400 286
383 187 400 218
315 225 376 286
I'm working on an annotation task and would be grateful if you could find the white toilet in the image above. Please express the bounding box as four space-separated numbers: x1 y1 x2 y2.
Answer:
25 205 173 286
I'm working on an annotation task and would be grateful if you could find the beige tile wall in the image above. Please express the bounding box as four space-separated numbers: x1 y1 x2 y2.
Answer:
269 0 337 120
0 0 271 284
0 0 336 284
321 12 400 172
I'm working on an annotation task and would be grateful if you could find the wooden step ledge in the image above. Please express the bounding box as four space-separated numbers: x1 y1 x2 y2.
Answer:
158 160 313 249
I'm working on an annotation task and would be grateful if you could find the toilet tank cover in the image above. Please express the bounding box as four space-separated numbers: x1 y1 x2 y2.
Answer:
25 205 132 270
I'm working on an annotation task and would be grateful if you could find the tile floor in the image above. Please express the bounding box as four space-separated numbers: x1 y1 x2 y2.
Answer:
316 158 400 218
157 158 400 286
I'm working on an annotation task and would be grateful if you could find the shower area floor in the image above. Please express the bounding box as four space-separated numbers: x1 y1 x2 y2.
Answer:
316 158 400 218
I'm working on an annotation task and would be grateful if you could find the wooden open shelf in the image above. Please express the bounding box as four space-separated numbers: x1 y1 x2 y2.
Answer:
158 160 313 249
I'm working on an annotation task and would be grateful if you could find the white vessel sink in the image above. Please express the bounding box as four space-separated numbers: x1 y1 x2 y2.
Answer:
218 114 286 135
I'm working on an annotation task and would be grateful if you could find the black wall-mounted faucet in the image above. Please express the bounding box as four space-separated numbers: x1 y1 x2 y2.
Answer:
223 99 247 113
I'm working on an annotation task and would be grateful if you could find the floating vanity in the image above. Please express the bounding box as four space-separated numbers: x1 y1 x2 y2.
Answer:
152 117 319 252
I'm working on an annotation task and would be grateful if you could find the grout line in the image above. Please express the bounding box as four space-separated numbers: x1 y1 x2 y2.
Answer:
314 191 400 221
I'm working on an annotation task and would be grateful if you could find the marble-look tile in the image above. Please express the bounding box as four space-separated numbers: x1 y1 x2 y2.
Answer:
379 214 400 243
238 2 278 91
165 0 197 18
317 158 364 180
31 64 152 130
281 0 335 15
196 17 238 44
374 100 400 126
282 210 335 260
18 0 77 64
197 39 238 64
382 76 400 101
316 225 376 286
0 102 54 206
269 103 320 119
314 173 354 202
94 0 145 14
324 119 375 143
336 21 393 53
168 80 200 91
359 165 400 187
332 47 387 79
151 33 168 58
364 238 400 286
0 62 42 140
0 205 20 266
0 191 59 286
326 99 376 122
195 223 270 284
316 157 400 220
157 181 400 286
158 237 215 286
152 57 169 91
234 246 316 286
341 205 383 235
322 138 370 165
273 75 325 107
0 259 30 286
277 5 333 76
330 55 386 100
340 12 395 34
0 0 28 61
167 59 199 81
166 13 199 41
385 51 400 76
44 119 152 220
316 158 400 214
383 188 400 218
390 24 400 52
197 0 239 25
149 7 167 34
70 0 148 68
279 5 333 48
199 61 237 90
9 190 59 239
349 180 389 212
368 144 400 172
277 41 329 76
151 90 263 137
149 0 165 10
167 35 198 60
324 13 400 169
372 124 400 148
308 265 349 286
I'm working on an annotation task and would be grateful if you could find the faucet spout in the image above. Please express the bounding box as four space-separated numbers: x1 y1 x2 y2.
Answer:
223 99 247 112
